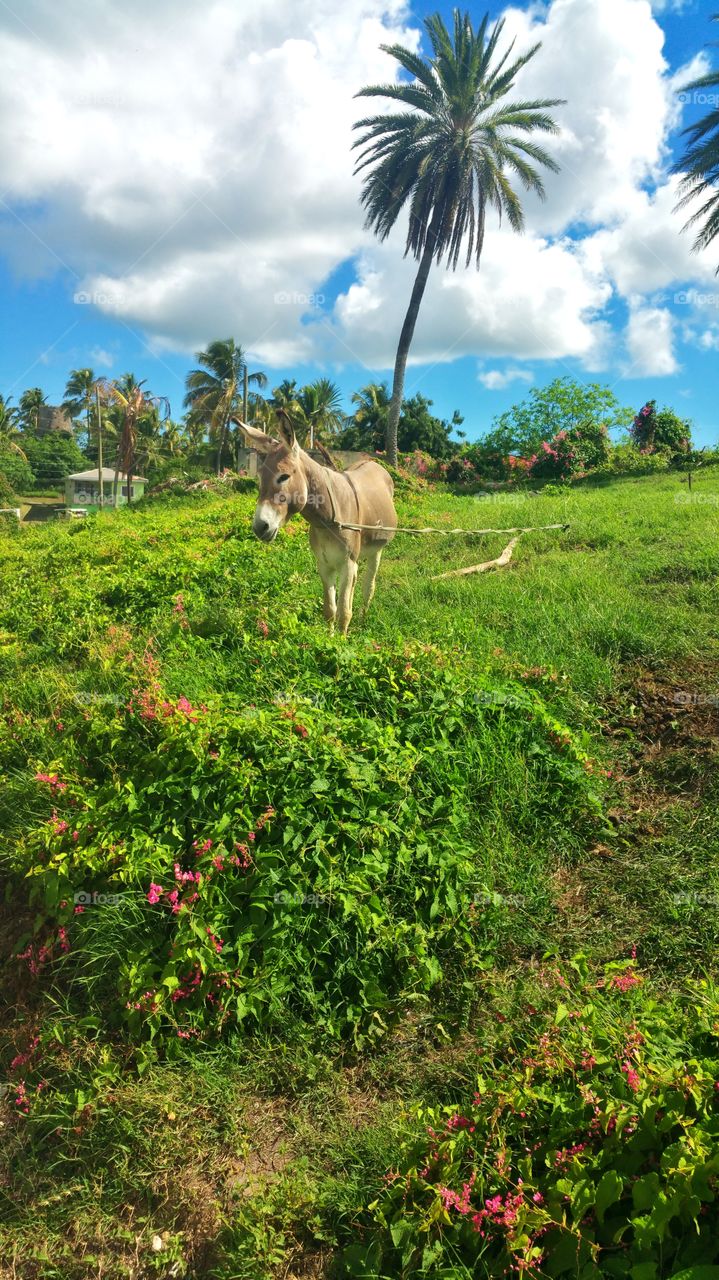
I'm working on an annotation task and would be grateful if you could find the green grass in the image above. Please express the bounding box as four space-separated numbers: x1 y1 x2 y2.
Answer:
1 468 718 1277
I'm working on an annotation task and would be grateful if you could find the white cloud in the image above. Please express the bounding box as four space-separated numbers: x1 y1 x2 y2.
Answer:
0 0 716 381
625 303 679 376
89 346 114 370
478 367 535 390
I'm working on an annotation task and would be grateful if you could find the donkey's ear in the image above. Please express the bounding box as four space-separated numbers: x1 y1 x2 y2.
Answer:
275 408 297 451
231 419 275 454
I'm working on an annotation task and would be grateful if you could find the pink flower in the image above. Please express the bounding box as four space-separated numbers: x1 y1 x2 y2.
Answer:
611 969 642 992
622 1061 641 1093
147 883 164 905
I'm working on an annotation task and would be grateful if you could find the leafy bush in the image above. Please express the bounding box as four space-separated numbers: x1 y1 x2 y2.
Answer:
5 632 602 1057
482 378 634 461
0 448 34 493
22 433 87 489
630 401 692 456
341 957 719 1277
529 422 612 481
590 442 672 479
0 469 18 506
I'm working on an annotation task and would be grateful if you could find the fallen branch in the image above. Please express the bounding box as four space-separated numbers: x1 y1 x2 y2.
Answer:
431 535 521 580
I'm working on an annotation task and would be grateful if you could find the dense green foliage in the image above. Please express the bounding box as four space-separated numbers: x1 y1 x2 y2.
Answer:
2 459 719 1279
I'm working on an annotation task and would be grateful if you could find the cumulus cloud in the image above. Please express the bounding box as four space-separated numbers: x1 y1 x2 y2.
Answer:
478 367 536 390
625 303 679 376
0 0 715 382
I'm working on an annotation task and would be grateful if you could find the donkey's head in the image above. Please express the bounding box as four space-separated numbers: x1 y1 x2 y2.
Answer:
234 413 308 543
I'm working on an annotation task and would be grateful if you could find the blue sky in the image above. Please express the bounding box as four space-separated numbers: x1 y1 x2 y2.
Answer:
0 0 717 444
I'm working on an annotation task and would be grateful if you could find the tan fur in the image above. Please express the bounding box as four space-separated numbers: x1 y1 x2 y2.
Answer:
233 418 397 635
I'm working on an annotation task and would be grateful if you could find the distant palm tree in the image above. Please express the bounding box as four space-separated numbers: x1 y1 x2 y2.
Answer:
19 387 47 436
184 339 267 474
181 417 208 458
673 15 719 268
160 420 183 457
343 381 391 452
0 395 26 459
105 378 169 504
352 381 390 426
63 368 99 448
296 378 344 448
353 10 563 464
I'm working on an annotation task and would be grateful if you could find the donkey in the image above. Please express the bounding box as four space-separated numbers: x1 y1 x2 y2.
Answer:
234 416 397 635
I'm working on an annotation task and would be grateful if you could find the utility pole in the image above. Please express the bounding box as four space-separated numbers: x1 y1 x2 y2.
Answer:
242 366 248 422
96 384 103 508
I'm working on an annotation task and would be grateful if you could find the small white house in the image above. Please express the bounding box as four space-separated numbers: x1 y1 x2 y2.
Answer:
64 468 148 510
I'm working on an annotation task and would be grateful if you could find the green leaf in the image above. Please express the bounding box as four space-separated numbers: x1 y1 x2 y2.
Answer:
595 1169 624 1223
669 1271 719 1280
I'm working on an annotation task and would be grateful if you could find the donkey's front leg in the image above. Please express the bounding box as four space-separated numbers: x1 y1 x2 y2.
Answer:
316 559 337 634
336 557 359 636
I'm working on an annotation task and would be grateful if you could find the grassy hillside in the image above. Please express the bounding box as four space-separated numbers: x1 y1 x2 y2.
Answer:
1 469 719 1278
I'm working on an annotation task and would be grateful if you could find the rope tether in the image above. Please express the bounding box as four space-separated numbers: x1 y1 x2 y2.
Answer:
336 520 570 536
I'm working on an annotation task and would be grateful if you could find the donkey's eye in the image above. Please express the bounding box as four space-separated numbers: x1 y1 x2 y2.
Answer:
276 474 290 484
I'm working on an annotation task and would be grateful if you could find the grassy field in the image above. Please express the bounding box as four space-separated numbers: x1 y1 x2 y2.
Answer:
1 468 719 1278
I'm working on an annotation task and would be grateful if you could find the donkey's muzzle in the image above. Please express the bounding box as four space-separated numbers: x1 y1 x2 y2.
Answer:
253 518 278 543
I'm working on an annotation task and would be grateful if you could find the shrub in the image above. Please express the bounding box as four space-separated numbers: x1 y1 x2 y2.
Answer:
0 449 34 494
22 434 87 489
590 442 672 480
6 638 602 1058
0 470 18 506
630 401 692 456
341 957 719 1278
529 422 612 481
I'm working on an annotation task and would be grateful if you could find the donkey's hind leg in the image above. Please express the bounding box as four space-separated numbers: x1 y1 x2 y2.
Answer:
361 545 383 618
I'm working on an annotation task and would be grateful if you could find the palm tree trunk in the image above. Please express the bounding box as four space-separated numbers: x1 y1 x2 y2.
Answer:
216 418 227 475
385 238 435 466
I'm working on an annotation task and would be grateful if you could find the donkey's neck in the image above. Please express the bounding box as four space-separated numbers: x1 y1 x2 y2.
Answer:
300 450 345 528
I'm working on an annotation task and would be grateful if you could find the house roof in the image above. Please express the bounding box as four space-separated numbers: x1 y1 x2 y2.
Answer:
67 468 148 482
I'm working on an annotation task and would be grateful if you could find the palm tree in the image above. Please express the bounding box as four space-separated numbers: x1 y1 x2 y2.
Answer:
63 368 99 450
105 378 169 505
296 378 345 448
0 395 26 459
181 416 208 459
160 420 183 458
341 381 391 452
673 16 719 268
19 387 47 436
184 339 267 474
353 10 563 464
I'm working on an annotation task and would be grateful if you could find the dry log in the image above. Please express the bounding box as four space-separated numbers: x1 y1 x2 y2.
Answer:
431 535 521 581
